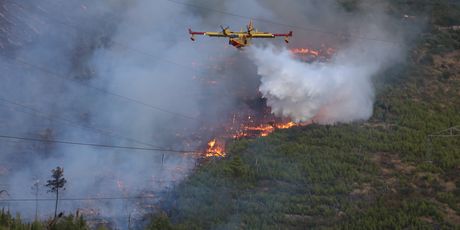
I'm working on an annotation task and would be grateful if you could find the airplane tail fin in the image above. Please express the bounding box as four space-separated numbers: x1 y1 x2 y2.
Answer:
189 28 206 41
188 28 195 41
274 31 293 43
285 31 293 43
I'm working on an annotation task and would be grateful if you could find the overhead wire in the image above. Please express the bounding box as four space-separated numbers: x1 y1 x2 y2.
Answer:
0 67 207 155
0 75 208 156
162 0 403 45
0 3 211 158
2 2 200 121
0 97 162 148
7 57 198 121
0 196 155 202
0 134 199 154
12 1 196 72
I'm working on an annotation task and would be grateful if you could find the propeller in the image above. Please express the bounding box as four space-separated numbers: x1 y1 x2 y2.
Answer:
246 20 254 35
246 25 254 33
220 25 229 31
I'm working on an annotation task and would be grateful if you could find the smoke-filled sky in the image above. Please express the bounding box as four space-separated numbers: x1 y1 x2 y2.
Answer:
0 0 412 227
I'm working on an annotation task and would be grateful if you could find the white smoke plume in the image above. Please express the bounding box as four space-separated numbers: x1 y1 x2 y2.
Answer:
249 10 406 124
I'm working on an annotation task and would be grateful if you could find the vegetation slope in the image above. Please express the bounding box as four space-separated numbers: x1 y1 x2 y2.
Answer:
147 0 460 229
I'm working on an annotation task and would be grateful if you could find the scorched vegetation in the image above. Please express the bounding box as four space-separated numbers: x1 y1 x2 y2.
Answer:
147 0 460 229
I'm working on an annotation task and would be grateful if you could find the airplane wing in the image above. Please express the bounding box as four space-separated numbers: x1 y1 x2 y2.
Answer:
189 28 229 41
248 32 275 38
252 31 293 43
251 31 293 38
273 31 293 37
203 32 227 37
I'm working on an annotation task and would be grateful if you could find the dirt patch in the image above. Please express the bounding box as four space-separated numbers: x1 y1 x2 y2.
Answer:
371 153 416 176
419 216 434 224
442 181 457 192
444 205 460 225
433 50 460 80
350 183 372 196
372 153 460 225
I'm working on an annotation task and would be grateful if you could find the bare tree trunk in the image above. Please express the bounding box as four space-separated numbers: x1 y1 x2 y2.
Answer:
35 193 38 221
54 189 59 218
33 184 39 221
128 212 132 230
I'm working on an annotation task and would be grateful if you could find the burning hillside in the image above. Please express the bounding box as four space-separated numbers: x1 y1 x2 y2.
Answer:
200 97 304 158
0 0 407 227
291 46 336 62
197 46 336 158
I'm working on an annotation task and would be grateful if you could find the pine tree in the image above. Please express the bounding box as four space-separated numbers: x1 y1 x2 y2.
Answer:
46 167 67 218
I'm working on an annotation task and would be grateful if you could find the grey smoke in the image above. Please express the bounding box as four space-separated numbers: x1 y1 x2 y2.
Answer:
0 0 211 226
0 0 270 226
0 0 411 227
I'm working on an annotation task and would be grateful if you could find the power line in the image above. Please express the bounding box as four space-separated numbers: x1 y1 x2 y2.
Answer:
0 97 161 149
0 196 155 202
0 134 200 154
13 1 196 72
0 3 209 157
163 0 402 45
4 57 198 121
0 94 211 156
2 3 199 121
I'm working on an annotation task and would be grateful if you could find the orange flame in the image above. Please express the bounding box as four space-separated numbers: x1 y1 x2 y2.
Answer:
290 47 336 61
203 121 300 158
276 121 296 129
291 48 321 56
206 138 225 157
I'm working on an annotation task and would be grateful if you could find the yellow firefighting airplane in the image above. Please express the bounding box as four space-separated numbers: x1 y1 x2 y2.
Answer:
189 20 293 49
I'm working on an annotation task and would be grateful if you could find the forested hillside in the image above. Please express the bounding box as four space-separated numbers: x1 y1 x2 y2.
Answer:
147 1 460 229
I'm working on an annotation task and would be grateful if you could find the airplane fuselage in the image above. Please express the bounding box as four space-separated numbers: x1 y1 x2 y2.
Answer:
229 35 250 48
189 20 292 49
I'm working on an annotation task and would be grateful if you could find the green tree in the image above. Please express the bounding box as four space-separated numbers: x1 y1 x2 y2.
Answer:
46 167 67 218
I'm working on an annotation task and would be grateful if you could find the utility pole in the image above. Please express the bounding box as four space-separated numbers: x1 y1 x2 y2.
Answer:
31 179 40 221
426 125 460 161
428 126 460 138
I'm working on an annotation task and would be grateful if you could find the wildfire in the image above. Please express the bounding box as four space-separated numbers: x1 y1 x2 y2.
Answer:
291 48 320 56
276 121 296 129
204 120 299 158
290 46 336 62
238 121 298 138
237 124 274 138
206 138 226 157
197 46 335 158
